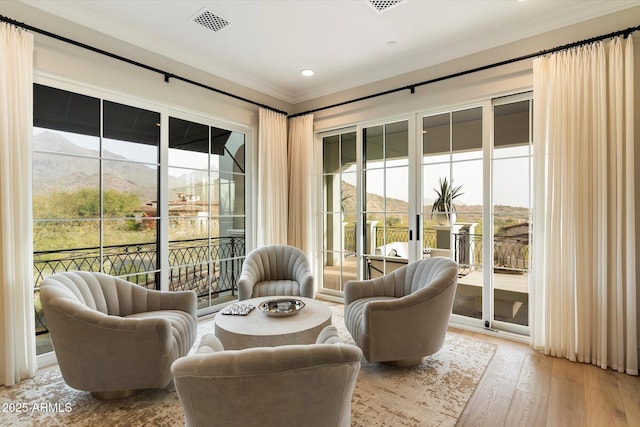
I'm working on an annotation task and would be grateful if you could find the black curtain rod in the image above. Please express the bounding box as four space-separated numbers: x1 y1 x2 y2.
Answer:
2 14 637 120
0 14 289 116
288 24 640 119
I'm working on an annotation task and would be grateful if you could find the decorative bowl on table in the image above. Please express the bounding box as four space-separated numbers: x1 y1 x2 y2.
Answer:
258 298 305 317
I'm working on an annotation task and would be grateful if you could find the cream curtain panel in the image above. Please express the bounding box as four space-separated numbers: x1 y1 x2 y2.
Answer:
0 23 36 385
287 114 314 257
257 108 288 246
531 36 637 374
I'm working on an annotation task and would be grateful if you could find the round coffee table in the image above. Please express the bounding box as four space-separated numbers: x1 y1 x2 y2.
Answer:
214 296 332 350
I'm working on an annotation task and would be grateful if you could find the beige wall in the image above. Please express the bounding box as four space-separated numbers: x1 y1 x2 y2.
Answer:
299 7 640 129
0 1 292 129
30 35 272 131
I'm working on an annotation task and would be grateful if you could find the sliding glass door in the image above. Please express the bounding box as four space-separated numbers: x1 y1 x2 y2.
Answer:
492 95 532 330
319 94 532 335
420 95 532 332
321 130 357 293
421 107 484 321
320 120 412 293
362 120 411 279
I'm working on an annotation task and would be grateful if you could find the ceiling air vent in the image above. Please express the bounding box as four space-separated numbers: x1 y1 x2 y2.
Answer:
367 0 405 13
191 8 230 32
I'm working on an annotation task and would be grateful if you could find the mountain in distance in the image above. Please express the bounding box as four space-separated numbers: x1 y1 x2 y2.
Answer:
341 180 471 214
339 181 526 228
340 181 408 214
33 131 526 226
34 131 164 201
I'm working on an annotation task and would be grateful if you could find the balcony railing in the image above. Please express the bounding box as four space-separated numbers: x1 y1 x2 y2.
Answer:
34 237 245 336
342 226 438 254
374 227 438 249
344 224 527 276
454 233 529 274
344 226 356 253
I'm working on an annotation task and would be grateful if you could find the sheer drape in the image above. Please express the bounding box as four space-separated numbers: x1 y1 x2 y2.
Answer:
0 23 36 385
531 36 637 374
257 108 288 246
287 114 314 257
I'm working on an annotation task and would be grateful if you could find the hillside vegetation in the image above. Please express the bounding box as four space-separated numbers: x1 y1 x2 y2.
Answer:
339 181 528 233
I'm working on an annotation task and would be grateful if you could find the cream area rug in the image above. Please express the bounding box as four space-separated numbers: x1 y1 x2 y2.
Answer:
1 304 495 427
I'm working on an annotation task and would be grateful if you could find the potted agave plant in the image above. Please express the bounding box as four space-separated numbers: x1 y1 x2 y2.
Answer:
431 177 463 226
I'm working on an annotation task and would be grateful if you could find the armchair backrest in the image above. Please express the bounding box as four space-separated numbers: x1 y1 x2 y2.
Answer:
238 245 315 300
385 256 458 298
172 342 362 427
41 271 187 317
241 244 311 282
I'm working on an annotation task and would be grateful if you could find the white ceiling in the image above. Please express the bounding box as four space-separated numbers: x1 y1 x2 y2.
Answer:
18 0 640 104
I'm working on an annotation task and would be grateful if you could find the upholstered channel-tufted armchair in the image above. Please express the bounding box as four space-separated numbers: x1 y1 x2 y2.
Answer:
344 256 458 366
171 326 362 427
237 244 314 301
40 271 197 399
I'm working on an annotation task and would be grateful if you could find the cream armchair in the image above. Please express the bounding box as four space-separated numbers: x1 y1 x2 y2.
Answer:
40 271 197 399
171 326 362 427
344 257 458 366
237 244 314 301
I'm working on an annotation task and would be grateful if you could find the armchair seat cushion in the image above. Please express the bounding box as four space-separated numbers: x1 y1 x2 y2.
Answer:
252 279 301 297
125 309 197 357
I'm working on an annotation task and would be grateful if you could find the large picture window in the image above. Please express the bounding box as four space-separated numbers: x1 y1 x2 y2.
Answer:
32 83 248 355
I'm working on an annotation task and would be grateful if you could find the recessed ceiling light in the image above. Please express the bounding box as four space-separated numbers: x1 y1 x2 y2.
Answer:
300 69 315 77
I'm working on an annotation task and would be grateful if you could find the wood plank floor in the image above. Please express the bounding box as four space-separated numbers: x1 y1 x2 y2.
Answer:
455 327 640 427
